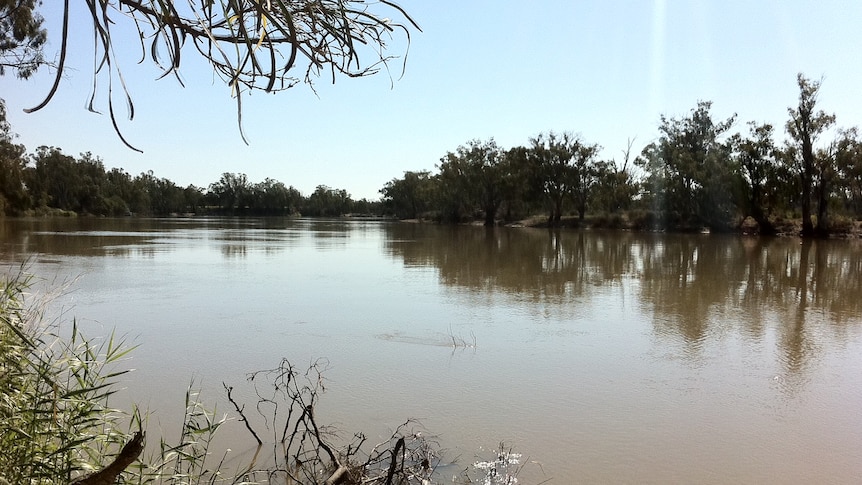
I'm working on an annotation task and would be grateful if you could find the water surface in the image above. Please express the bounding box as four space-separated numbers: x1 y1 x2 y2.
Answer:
1 217 860 483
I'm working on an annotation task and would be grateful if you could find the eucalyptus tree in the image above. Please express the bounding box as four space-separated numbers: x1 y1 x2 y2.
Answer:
182 184 206 214
637 101 737 231
448 139 507 226
833 127 862 218
436 139 508 225
732 122 782 234
26 147 115 215
303 185 351 216
209 172 251 213
380 170 435 220
592 138 640 214
0 140 30 215
74 151 113 214
26 146 79 211
526 132 601 225
14 0 418 150
498 145 537 221
0 100 29 214
0 0 46 79
134 171 190 215
570 142 601 221
785 74 836 236
251 178 301 215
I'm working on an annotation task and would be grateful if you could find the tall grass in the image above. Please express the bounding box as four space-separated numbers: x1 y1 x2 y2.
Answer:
0 269 133 483
1 269 529 484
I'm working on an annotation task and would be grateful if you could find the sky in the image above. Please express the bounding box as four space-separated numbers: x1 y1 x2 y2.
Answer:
2 1 862 200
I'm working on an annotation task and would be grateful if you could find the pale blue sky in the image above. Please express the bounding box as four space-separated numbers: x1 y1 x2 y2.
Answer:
2 1 861 200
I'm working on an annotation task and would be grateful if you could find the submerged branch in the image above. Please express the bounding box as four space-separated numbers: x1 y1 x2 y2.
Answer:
71 431 145 485
224 382 262 445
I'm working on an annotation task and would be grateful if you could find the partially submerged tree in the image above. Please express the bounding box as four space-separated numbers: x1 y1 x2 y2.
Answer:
732 122 780 234
527 131 601 225
437 139 507 226
785 74 836 236
15 0 419 150
637 101 737 231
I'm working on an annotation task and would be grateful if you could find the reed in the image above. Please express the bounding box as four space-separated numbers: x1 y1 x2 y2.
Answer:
0 269 132 483
1 269 524 484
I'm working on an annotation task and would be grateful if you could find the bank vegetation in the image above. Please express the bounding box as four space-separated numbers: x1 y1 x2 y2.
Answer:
0 269 524 484
2 75 862 237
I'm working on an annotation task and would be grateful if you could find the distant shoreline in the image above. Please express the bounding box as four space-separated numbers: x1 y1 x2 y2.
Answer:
6 211 861 238
404 214 862 239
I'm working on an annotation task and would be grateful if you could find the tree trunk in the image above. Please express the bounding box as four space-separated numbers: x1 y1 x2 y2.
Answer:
815 177 829 235
550 198 563 226
72 432 144 485
800 137 815 237
749 187 776 235
484 206 496 226
752 209 776 235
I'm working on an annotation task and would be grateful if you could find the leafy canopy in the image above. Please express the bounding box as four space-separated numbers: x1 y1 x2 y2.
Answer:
0 0 47 79
4 1 419 151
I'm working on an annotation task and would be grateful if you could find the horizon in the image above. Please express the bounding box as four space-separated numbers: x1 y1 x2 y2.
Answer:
2 1 861 200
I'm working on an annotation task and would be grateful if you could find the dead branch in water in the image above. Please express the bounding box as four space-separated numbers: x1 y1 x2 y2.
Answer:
448 327 478 349
224 383 262 445
227 358 438 484
71 431 144 485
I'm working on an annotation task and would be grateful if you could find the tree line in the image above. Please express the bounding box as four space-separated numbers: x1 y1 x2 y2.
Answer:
3 74 862 235
381 74 862 236
0 110 379 217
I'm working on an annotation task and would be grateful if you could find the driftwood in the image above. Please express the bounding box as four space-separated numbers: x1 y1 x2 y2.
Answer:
71 432 144 485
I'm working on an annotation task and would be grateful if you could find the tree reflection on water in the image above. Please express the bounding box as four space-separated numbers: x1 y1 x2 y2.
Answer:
384 224 862 385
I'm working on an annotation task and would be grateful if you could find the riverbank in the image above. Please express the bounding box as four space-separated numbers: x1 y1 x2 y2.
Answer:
458 212 862 238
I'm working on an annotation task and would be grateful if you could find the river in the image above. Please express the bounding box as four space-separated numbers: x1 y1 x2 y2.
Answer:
1 217 861 483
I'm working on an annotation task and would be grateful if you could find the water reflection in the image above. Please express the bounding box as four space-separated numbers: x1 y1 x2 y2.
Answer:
0 217 374 260
1 218 860 482
2 218 860 393
383 224 862 383
386 226 853 304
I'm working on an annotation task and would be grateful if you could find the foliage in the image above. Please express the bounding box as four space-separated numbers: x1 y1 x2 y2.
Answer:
731 122 785 234
437 139 509 226
249 178 302 215
5 72 862 234
0 0 47 79
302 184 352 217
526 132 602 225
0 99 31 215
2 142 376 217
0 268 134 483
208 172 251 214
22 0 419 150
833 127 862 217
637 101 738 231
590 138 639 215
785 74 837 236
380 170 435 220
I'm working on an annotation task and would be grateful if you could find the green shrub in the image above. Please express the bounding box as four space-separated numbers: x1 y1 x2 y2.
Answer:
0 269 133 483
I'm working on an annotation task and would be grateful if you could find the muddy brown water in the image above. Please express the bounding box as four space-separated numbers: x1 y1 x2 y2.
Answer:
2 217 861 483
